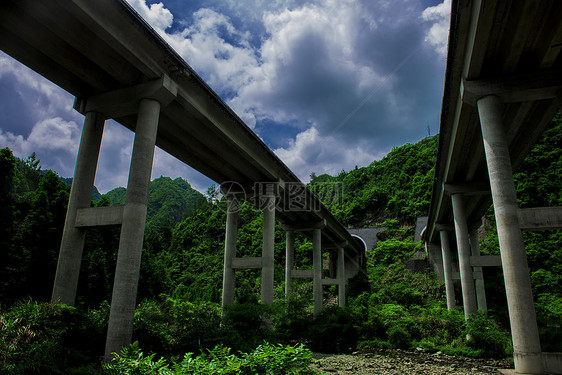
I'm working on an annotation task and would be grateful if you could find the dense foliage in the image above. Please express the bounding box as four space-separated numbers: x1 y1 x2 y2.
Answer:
308 134 438 226
104 341 316 375
0 114 559 373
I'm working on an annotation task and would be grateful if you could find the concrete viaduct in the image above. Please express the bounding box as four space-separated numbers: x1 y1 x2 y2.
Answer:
0 0 364 358
423 0 562 374
3 0 562 373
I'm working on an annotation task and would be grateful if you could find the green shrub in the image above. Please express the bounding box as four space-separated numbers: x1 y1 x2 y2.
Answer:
305 306 357 353
465 311 511 357
221 303 275 352
273 297 312 343
0 300 105 375
371 238 416 266
133 298 224 357
103 342 317 375
387 324 411 349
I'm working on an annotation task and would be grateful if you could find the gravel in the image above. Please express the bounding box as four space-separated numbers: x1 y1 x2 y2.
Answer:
310 349 513 375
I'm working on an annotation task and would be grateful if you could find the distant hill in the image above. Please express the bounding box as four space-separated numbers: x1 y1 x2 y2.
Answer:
61 177 102 201
103 176 208 230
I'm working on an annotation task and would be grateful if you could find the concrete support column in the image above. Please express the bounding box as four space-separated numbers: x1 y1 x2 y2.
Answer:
221 196 239 312
260 194 275 305
105 99 160 357
477 94 542 374
313 228 322 317
337 246 346 308
469 228 488 312
451 193 477 319
52 111 105 305
439 230 456 310
285 230 294 300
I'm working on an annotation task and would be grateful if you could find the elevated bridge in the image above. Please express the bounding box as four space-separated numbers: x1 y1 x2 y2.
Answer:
0 0 362 357
423 1 562 373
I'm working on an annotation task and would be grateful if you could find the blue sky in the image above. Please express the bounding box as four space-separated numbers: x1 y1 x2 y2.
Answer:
0 0 451 193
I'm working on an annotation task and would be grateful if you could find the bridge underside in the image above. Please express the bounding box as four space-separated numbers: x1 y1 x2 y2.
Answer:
424 1 562 374
0 0 363 358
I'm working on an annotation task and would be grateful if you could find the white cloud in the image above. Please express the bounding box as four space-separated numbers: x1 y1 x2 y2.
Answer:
422 0 451 57
0 117 80 175
0 0 448 195
0 52 77 121
126 0 173 31
274 127 379 181
162 9 258 106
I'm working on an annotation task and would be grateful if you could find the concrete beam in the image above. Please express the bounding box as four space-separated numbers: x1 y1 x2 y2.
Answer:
443 182 489 195
321 279 339 285
281 219 327 232
470 255 501 267
435 223 454 232
75 206 124 227
518 206 562 231
231 257 262 269
74 75 178 118
451 271 483 281
291 270 313 279
462 69 562 106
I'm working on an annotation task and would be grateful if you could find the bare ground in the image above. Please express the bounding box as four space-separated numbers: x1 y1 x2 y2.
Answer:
310 349 513 375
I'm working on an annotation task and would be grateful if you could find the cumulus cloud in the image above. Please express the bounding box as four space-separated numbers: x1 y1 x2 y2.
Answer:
0 52 79 135
274 127 380 181
126 0 173 31
1 0 450 194
0 117 80 175
122 0 447 179
422 0 452 57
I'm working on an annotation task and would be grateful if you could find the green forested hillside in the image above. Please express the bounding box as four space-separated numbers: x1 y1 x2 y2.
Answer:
309 134 438 227
105 176 208 231
0 115 560 373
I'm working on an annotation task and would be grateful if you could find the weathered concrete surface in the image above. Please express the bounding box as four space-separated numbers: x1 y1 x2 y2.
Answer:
260 195 275 306
105 98 160 357
348 227 385 251
478 94 542 374
451 194 477 319
313 228 322 317
52 112 104 306
440 231 456 310
285 230 294 299
221 198 238 310
518 207 562 231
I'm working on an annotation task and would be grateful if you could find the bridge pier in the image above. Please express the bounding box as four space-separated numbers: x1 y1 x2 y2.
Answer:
52 111 105 305
312 228 322 317
469 228 487 312
337 246 346 307
477 94 542 374
439 230 456 310
451 194 477 319
221 195 239 313
105 98 161 357
285 230 295 300
260 193 276 306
